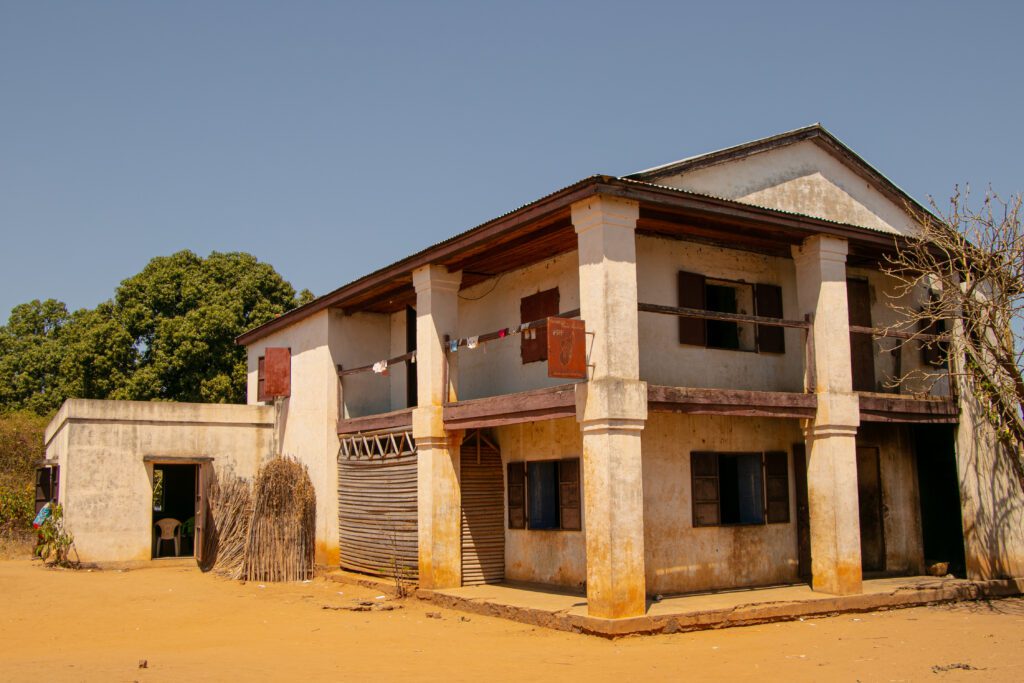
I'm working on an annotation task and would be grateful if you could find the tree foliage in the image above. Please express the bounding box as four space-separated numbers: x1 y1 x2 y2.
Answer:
0 251 312 414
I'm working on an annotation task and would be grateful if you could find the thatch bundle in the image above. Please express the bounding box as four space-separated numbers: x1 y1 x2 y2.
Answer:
202 474 253 579
241 457 316 582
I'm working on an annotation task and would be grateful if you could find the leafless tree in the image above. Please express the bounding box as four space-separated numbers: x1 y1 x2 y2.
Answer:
882 187 1024 488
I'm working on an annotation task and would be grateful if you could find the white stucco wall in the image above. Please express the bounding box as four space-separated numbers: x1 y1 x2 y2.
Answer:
652 140 919 235
636 235 805 392
456 251 582 401
43 399 273 564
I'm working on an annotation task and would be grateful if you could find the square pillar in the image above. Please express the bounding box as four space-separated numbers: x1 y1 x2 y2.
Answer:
793 235 863 595
412 265 463 589
572 195 648 619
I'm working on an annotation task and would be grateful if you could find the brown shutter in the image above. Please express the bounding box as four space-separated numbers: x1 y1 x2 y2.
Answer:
847 279 876 391
52 465 59 506
678 271 707 346
691 451 720 527
558 458 581 531
257 356 267 402
520 288 560 364
764 451 790 524
507 462 526 529
755 283 786 354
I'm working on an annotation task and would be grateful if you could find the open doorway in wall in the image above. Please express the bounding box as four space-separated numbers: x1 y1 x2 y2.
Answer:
152 464 198 559
856 446 886 573
913 425 967 577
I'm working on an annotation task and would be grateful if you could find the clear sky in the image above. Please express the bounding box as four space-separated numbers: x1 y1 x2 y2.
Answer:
2 1 1021 319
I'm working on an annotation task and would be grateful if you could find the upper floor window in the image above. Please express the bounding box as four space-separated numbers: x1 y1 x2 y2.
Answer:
678 271 784 354
520 287 560 364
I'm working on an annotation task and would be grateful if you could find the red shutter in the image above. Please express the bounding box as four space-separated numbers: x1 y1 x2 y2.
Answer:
264 347 291 398
558 458 581 531
678 271 707 346
507 462 526 529
755 283 786 354
520 288 560 364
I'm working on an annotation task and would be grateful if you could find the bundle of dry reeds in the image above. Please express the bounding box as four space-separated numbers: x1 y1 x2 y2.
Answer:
203 474 253 579
241 457 316 583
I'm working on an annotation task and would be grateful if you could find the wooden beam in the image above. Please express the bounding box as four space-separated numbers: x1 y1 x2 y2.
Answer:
337 408 414 435
638 303 811 329
443 383 578 430
858 393 958 424
647 385 817 419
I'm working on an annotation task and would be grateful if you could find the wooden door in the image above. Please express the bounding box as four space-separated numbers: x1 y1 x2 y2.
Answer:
847 279 875 391
460 431 504 586
856 446 886 572
792 444 811 582
194 464 205 566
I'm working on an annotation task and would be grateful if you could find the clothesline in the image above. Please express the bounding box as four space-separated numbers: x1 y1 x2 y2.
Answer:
443 308 581 354
336 350 416 377
335 309 582 378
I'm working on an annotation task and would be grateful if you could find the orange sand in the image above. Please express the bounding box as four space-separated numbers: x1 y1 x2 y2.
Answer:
1 559 1023 682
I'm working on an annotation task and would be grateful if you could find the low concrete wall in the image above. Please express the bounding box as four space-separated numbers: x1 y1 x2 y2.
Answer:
44 399 274 564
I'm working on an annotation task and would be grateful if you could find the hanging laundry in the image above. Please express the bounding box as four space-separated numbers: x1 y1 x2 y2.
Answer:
410 352 416 364
498 328 507 338
466 336 479 350
449 339 459 353
372 360 388 374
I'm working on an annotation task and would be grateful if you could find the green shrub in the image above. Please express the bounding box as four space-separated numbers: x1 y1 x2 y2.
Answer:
34 504 77 567
0 484 34 533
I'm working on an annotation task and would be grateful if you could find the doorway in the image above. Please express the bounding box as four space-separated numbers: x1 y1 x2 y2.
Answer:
913 425 966 576
856 446 886 572
152 464 198 559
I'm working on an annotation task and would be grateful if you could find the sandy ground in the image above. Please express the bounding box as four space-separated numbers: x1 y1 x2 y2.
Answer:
2 559 1023 682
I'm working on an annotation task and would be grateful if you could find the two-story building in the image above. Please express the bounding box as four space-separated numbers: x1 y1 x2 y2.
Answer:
45 125 1024 621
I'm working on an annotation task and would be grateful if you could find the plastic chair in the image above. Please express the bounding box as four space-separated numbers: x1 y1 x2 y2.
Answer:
154 518 182 557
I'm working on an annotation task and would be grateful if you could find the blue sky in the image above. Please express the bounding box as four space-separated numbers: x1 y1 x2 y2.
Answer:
2 1 1022 319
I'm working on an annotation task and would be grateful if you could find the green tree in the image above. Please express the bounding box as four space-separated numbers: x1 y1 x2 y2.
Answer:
0 251 312 413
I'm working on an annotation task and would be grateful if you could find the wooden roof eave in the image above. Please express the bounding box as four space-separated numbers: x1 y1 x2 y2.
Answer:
236 177 904 346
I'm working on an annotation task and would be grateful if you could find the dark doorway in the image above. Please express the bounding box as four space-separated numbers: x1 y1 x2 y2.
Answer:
847 278 876 392
913 425 967 577
856 446 886 572
405 305 417 408
152 464 198 558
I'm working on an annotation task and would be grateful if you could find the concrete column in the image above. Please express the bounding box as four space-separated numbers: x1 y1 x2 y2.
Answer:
412 265 463 589
792 235 863 595
572 195 648 619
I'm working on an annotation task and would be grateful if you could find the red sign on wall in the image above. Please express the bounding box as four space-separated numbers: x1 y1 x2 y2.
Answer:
546 318 587 379
264 347 291 398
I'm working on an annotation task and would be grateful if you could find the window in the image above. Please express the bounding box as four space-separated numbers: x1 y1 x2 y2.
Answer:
678 271 785 353
34 465 59 514
691 451 790 527
507 458 581 531
257 356 267 402
520 288 560 364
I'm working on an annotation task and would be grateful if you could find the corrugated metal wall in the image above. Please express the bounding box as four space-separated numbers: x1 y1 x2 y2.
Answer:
461 432 505 585
338 445 418 580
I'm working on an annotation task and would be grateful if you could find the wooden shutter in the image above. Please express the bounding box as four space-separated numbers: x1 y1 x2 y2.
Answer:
264 347 291 398
755 283 786 354
520 288 560 363
34 467 52 514
257 356 267 402
847 279 876 391
792 443 811 580
461 433 504 585
558 458 581 531
678 271 707 346
691 452 720 527
763 451 790 524
507 462 526 529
